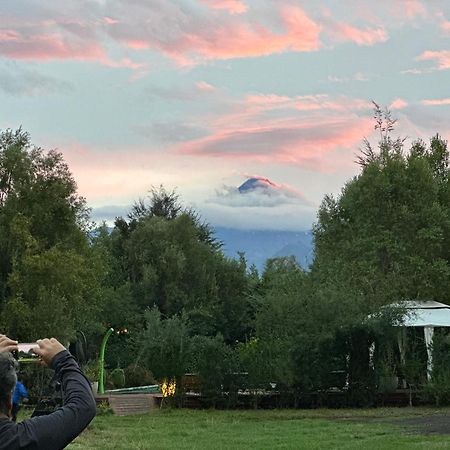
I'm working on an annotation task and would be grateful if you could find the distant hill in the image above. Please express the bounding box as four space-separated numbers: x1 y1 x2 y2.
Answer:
214 227 314 273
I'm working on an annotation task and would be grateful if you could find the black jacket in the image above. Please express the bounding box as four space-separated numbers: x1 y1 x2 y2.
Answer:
0 350 96 449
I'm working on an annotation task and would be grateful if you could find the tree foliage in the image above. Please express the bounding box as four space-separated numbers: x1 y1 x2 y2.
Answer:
102 187 254 344
314 109 450 314
0 128 104 341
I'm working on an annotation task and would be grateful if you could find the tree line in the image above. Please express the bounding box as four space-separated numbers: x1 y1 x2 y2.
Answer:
2 105 450 406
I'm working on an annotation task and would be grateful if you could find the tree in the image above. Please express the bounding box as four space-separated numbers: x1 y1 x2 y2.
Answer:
187 334 237 406
313 107 450 314
125 186 219 250
105 187 254 343
137 308 190 381
0 128 105 341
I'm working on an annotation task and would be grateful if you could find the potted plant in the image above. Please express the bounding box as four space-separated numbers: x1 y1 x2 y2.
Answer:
82 360 99 395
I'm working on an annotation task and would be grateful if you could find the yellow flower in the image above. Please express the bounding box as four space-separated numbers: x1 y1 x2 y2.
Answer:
161 379 176 397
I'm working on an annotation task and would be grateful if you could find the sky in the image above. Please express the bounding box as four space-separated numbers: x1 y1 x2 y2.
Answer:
1 0 449 231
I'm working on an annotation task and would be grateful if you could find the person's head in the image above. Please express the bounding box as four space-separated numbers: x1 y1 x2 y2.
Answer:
0 352 18 417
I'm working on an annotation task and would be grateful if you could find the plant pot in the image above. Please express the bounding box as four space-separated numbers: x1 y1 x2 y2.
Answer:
91 381 99 396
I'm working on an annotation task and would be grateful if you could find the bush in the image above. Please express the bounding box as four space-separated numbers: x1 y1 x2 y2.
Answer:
186 335 239 407
422 371 450 406
82 360 99 382
124 364 156 387
96 400 114 416
111 368 126 389
421 331 450 405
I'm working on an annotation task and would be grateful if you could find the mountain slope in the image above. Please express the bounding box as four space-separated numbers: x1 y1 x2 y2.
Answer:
214 227 313 272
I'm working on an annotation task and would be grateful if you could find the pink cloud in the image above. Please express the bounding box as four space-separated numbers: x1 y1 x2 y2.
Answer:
0 12 146 70
441 20 450 34
329 22 388 46
103 17 119 25
0 2 404 68
327 72 371 83
244 94 370 113
195 81 216 92
244 94 291 107
108 4 321 64
56 141 184 201
126 39 151 50
172 91 376 172
354 72 370 81
0 3 320 67
0 3 321 66
106 57 148 71
213 174 314 207
416 50 450 70
178 116 373 170
0 28 104 61
401 0 427 19
179 6 321 61
178 108 373 170
0 22 146 73
390 98 408 109
348 1 427 25
421 98 450 106
200 0 248 14
294 96 369 112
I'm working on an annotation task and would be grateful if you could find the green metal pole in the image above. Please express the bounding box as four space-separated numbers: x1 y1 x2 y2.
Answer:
98 327 114 395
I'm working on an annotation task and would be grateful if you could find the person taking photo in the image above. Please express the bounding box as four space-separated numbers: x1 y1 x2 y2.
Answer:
0 334 96 449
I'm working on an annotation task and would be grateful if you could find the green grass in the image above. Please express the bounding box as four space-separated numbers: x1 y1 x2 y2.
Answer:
64 407 450 449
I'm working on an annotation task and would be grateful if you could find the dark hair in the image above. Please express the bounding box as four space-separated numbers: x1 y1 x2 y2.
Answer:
0 352 18 416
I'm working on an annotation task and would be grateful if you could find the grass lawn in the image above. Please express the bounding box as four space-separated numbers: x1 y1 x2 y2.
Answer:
65 407 450 449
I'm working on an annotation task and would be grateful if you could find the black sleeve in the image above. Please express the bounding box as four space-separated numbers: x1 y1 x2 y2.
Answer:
17 350 96 450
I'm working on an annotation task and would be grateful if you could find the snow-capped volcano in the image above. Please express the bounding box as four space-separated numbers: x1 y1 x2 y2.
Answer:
238 177 278 193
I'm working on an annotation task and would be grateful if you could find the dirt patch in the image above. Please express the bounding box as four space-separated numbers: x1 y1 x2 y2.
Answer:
332 410 450 435
393 413 450 435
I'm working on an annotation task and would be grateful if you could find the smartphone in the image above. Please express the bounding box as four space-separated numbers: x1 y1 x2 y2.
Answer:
16 343 40 362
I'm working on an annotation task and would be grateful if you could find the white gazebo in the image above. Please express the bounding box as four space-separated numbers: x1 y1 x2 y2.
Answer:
396 300 450 380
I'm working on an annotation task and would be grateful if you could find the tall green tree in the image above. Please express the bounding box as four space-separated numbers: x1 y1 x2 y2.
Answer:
313 106 450 314
0 128 105 341
102 187 254 344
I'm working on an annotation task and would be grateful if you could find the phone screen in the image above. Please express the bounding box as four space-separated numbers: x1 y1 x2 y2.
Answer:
18 343 39 354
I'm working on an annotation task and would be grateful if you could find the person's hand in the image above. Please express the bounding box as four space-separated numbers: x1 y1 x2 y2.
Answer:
33 338 66 367
0 334 18 353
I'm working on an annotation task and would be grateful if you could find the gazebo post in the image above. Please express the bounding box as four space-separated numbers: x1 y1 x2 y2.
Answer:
423 326 434 381
397 328 407 388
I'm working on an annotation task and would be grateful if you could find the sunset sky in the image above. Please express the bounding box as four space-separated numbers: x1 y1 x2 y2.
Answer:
1 0 449 231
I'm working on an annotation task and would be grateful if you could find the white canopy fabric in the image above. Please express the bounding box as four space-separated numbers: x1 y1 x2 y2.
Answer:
400 300 450 328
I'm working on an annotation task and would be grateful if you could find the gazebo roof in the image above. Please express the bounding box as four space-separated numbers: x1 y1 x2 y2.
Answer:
399 300 450 327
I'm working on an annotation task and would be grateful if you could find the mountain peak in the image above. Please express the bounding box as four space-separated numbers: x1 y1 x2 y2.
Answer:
238 177 278 193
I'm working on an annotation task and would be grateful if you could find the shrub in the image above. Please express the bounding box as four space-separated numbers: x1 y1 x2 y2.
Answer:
111 368 126 389
96 400 114 416
124 364 156 387
82 360 99 382
421 331 450 406
187 335 237 406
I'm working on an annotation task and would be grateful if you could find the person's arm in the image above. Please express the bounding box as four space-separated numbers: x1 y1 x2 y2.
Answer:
17 339 96 450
